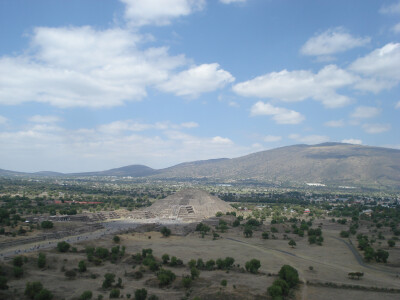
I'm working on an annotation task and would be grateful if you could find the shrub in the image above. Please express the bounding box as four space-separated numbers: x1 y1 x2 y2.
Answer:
262 232 269 239
162 254 170 264
133 271 143 280
57 241 70 253
232 219 240 227
0 276 8 290
109 288 120 298
102 273 116 289
161 227 171 237
13 266 23 278
340 231 350 238
190 267 200 279
182 276 192 288
113 235 120 243
220 279 227 287
38 253 46 268
24 281 44 299
95 247 109 259
13 255 24 267
278 265 299 288
142 248 153 258
388 239 396 247
79 291 93 300
243 226 253 238
267 284 282 298
41 221 53 229
78 260 87 272
216 212 223 217
134 288 147 300
205 259 215 270
34 288 53 300
157 269 176 286
245 259 261 274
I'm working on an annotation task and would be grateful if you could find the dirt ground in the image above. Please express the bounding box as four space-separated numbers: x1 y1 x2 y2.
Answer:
1 217 400 299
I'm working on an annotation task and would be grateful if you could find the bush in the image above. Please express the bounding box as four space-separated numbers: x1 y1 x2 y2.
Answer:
340 231 350 238
182 276 192 288
205 259 215 270
273 279 289 296
233 219 240 227
161 227 171 237
245 259 261 274
262 232 269 239
13 266 23 278
216 212 223 217
13 255 24 267
162 254 170 264
243 226 253 238
220 279 227 287
57 241 70 253
78 260 87 272
41 221 53 229
109 288 120 298
79 291 93 300
190 267 200 279
34 288 53 300
38 253 46 268
278 265 299 288
134 288 147 300
267 284 282 298
95 247 109 259
102 273 116 289
388 239 396 247
25 281 44 299
133 271 143 280
157 269 176 286
113 235 120 243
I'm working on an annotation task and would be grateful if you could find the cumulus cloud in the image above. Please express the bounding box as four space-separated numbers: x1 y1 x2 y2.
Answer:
301 28 370 56
263 135 282 142
121 0 205 27
0 26 188 108
350 43 400 81
234 65 356 108
341 139 362 145
0 120 248 172
324 120 345 127
288 134 330 144
158 63 234 98
351 106 381 119
379 1 400 14
250 102 305 124
362 123 391 134
29 115 61 123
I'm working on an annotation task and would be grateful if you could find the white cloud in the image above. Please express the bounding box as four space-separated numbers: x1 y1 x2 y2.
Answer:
362 123 391 134
0 121 249 172
29 115 61 123
351 106 381 119
324 120 345 127
0 115 7 124
220 0 247 4
396 101 400 109
0 26 189 108
263 135 282 142
379 1 400 14
121 0 205 27
341 139 362 145
350 43 400 81
392 23 400 33
289 134 330 144
234 65 356 108
301 27 370 56
98 120 198 134
250 102 305 124
158 63 234 98
180 122 199 128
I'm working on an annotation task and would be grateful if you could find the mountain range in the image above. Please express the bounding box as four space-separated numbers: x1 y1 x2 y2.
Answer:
1 143 400 189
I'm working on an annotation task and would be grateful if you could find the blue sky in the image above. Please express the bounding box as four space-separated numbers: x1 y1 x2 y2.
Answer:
0 0 399 172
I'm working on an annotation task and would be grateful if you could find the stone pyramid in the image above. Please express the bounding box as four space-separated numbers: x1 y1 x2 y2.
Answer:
145 188 234 222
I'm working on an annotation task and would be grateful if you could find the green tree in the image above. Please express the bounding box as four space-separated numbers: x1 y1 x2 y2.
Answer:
161 227 171 237
157 269 176 286
375 249 389 263
262 232 269 239
190 267 200 279
0 276 8 290
65 270 77 279
288 239 296 248
34 288 53 300
244 226 253 238
24 281 43 299
79 291 93 300
278 265 299 288
109 288 120 298
40 221 53 229
78 260 87 272
388 239 396 247
102 273 116 289
245 259 261 274
162 254 170 264
273 279 290 296
113 235 120 243
38 253 46 268
182 276 192 288
13 266 23 278
134 288 147 300
267 284 282 299
13 255 24 267
57 241 70 253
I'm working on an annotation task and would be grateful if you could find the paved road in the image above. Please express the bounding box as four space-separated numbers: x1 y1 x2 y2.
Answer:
332 236 399 276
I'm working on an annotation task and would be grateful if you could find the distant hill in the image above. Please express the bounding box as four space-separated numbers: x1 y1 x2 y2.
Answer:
72 164 159 177
152 143 400 189
1 143 400 189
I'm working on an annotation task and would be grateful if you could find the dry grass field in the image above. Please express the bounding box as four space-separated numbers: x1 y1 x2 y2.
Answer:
1 217 400 299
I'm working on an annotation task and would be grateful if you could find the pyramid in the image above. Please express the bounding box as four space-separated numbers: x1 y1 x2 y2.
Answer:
144 188 234 222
